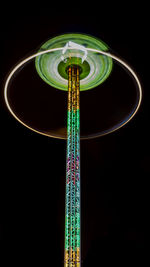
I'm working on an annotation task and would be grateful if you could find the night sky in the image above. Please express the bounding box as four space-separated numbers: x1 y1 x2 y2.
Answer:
0 2 149 266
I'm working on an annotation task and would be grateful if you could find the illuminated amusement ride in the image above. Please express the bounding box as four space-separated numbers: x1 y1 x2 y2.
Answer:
4 33 142 267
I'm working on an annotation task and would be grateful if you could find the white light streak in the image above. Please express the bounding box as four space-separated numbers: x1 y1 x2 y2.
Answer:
4 47 142 139
61 41 87 63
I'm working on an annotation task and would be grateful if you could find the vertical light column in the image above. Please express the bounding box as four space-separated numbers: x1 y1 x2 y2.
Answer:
64 65 81 267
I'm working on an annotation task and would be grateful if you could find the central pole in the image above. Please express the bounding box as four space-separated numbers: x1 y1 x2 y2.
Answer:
64 65 81 267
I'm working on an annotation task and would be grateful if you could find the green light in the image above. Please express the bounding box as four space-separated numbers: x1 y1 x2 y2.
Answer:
35 33 113 91
58 57 90 80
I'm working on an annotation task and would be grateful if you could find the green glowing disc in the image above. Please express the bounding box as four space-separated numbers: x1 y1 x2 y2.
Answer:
35 33 113 91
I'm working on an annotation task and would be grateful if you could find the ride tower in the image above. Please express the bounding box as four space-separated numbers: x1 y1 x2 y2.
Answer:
4 33 142 267
35 34 113 267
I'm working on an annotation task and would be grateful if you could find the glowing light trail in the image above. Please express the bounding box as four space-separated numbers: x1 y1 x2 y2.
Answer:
4 47 142 139
4 37 143 267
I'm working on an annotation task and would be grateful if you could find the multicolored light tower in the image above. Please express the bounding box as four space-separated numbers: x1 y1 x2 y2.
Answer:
4 33 142 267
4 34 114 267
65 66 81 267
34 34 113 266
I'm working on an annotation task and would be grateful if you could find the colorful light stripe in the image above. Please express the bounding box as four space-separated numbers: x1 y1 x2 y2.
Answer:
64 65 81 267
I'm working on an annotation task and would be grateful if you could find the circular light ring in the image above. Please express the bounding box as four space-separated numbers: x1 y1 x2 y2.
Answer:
4 47 142 139
35 33 113 91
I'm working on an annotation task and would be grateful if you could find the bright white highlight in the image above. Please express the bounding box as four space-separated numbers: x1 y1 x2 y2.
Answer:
4 47 142 139
61 41 87 63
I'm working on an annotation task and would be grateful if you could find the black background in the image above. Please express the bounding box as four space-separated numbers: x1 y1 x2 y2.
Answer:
0 2 149 266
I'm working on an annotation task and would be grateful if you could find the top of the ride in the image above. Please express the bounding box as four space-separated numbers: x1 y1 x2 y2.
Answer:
4 33 142 139
35 33 113 91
